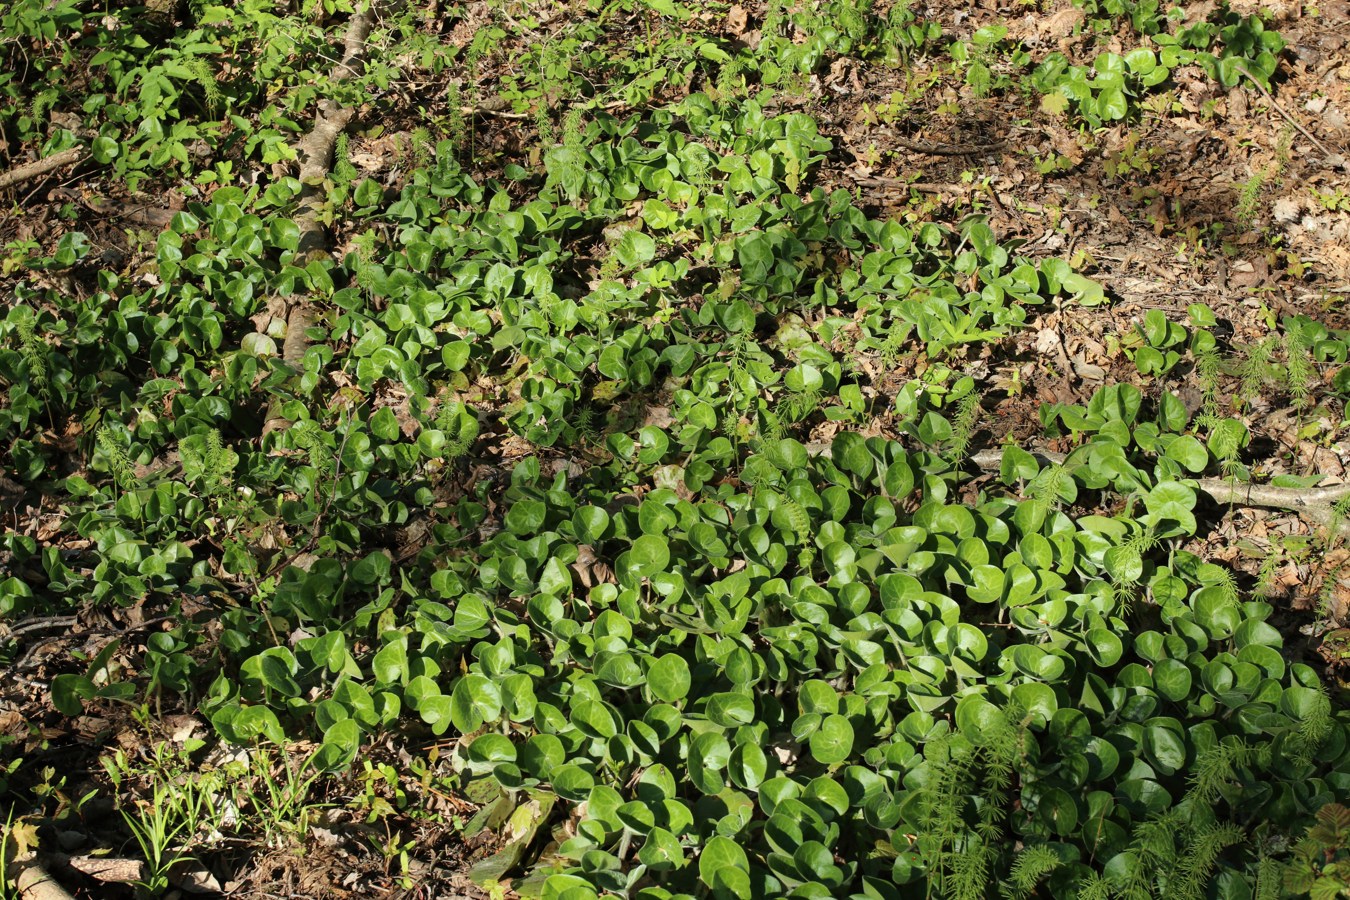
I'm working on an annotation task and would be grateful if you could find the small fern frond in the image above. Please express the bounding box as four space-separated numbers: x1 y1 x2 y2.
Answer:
181 428 234 497
949 392 981 459
1002 845 1061 900
29 90 57 124
1214 566 1241 608
444 82 466 151
1237 337 1281 409
1255 543 1283 599
1127 525 1160 556
291 420 333 476
1291 684 1334 766
1186 741 1256 805
774 388 820 428
1324 495 1350 551
1253 855 1283 900
562 107 585 152
1027 463 1069 510
1285 328 1316 411
435 399 479 461
781 496 815 569
333 132 358 186
950 837 993 900
1171 822 1245 900
1131 808 1184 877
1236 168 1268 229
97 425 137 490
534 99 556 145
15 313 49 400
202 429 233 496
1076 872 1114 900
411 126 433 170
188 56 223 114
716 56 745 102
573 405 600 446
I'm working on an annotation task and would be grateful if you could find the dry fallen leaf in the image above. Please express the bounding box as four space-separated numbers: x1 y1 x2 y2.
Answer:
727 4 747 36
170 860 225 894
8 819 40 856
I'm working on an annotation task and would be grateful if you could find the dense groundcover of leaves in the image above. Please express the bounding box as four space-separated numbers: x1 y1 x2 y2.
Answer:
2 0 1349 898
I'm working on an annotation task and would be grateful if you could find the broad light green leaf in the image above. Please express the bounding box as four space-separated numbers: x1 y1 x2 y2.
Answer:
699 836 748 887
313 718 360 771
809 714 854 764
616 230 656 268
625 534 670 579
648 654 692 702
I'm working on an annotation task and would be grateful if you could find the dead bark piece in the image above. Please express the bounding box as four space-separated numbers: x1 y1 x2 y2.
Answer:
291 3 375 245
12 854 77 900
1191 478 1350 528
66 856 145 883
337 7 375 78
0 147 87 192
458 104 530 120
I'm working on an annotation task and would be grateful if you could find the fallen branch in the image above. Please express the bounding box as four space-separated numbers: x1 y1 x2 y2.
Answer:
0 616 78 641
293 102 356 256
800 440 1350 526
968 448 1350 527
264 2 377 435
293 2 375 254
12 854 76 900
0 147 87 192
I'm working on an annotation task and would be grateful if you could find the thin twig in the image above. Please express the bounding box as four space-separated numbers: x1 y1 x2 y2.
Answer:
894 137 1008 156
851 176 975 193
1 616 78 639
459 97 629 121
13 615 177 671
458 105 530 120
1233 63 1342 163
308 408 356 545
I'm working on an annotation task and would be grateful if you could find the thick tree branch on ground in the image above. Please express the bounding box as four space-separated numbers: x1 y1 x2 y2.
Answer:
292 1 376 254
802 441 1350 526
0 147 87 192
968 448 1350 528
293 103 356 256
12 854 76 900
264 2 376 434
